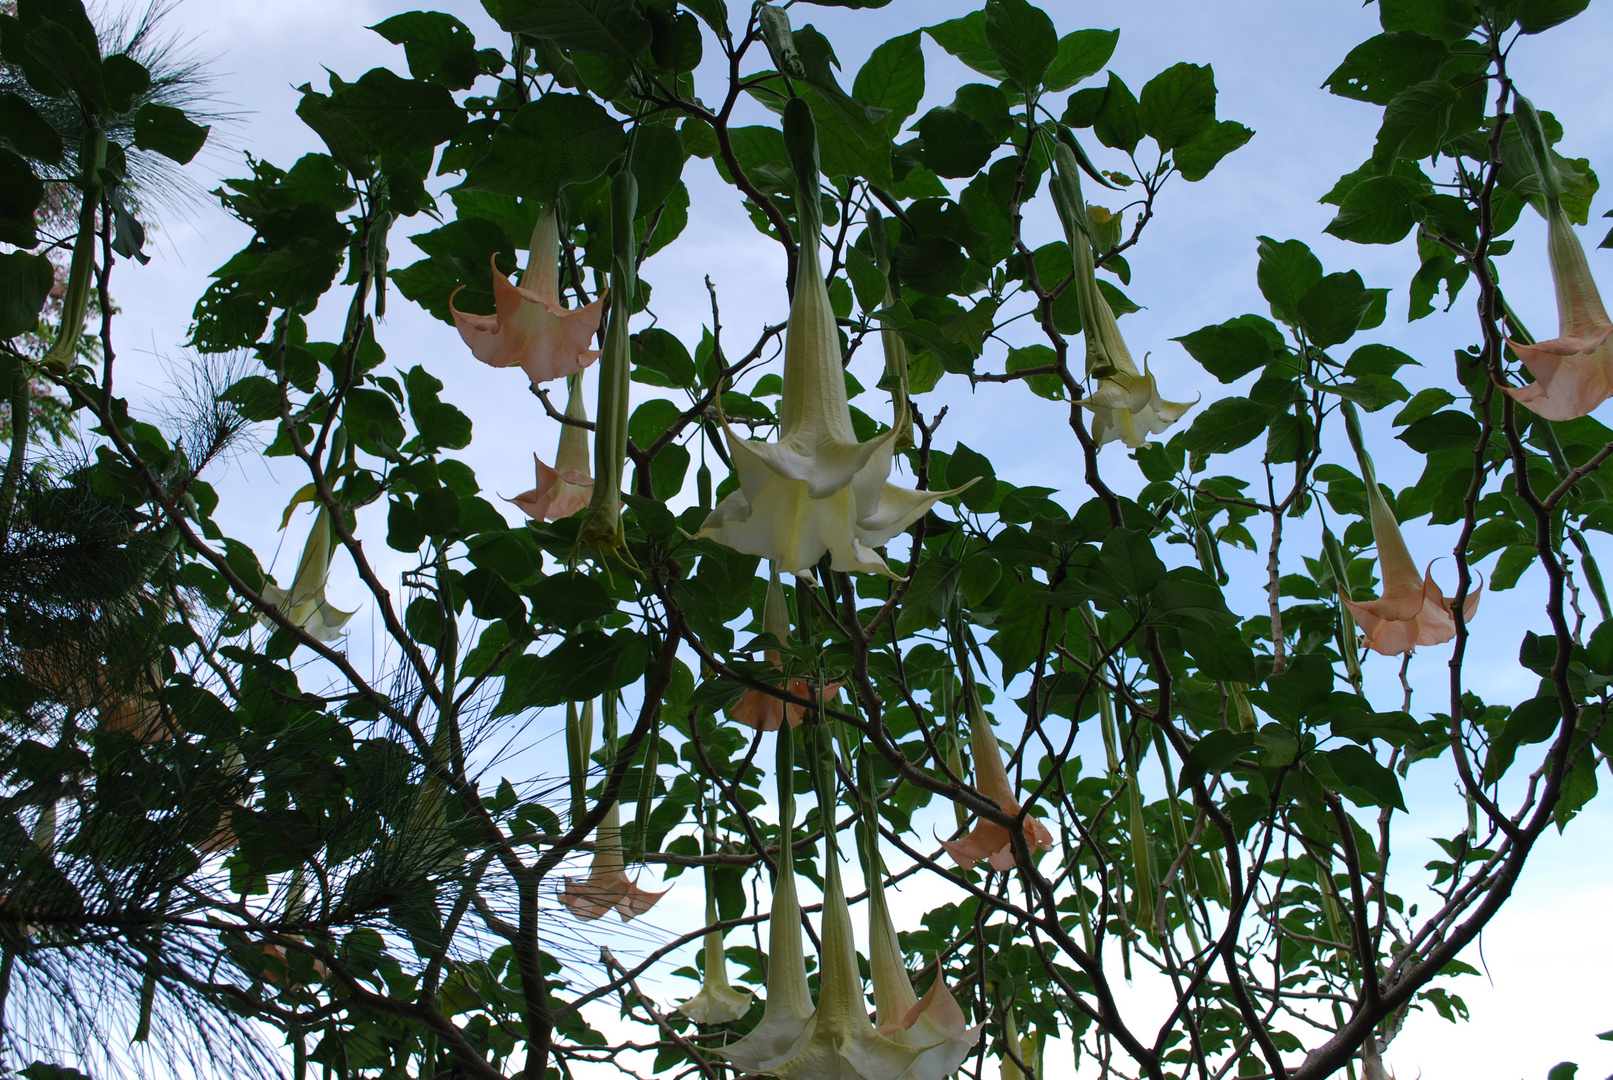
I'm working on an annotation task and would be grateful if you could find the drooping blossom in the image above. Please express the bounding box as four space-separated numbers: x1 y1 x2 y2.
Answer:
1342 473 1480 656
730 568 841 732
696 101 961 577
510 372 594 521
557 800 665 922
737 801 926 1080
676 860 753 1025
259 507 357 643
941 690 1054 872
1502 199 1613 421
1049 142 1194 448
450 205 604 387
863 792 981 1079
722 732 815 1071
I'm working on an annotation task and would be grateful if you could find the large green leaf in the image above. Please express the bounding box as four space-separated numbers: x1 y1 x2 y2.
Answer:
1325 174 1428 244
1371 78 1484 170
1297 270 1373 347
1138 62 1216 150
1378 0 1478 42
1255 236 1322 326
1516 0 1592 32
1175 396 1271 455
460 94 625 201
133 102 209 164
1323 31 1449 105
924 11 1008 82
490 0 652 58
853 31 924 133
1174 120 1253 181
1173 314 1285 383
0 250 54 338
983 0 1057 92
1043 28 1118 92
1093 73 1141 153
371 11 482 90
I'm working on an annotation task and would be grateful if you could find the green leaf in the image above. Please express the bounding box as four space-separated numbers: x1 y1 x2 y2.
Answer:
1187 730 1256 773
1516 0 1591 32
1322 744 1406 810
1546 1065 1579 1080
1378 0 1478 42
634 327 696 387
983 0 1057 92
1330 709 1426 747
344 387 406 456
490 0 652 58
1175 396 1271 456
1392 386 1456 427
320 68 465 159
1174 120 1253 182
1397 409 1479 452
1297 270 1373 348
1043 28 1118 92
1173 314 1284 383
1323 31 1449 105
0 250 54 338
371 11 482 90
947 442 997 512
528 572 615 628
916 104 997 178
387 497 425 553
853 31 924 132
0 92 62 164
1255 236 1322 326
924 12 1008 82
1372 78 1484 169
1093 72 1141 153
1099 528 1166 597
460 94 625 201
132 102 209 164
1325 174 1428 244
1138 62 1216 150
845 245 887 311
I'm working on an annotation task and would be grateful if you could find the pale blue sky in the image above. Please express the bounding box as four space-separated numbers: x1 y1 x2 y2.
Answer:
102 2 1613 1076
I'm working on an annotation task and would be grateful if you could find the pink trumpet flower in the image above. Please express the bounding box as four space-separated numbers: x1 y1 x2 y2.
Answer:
941 692 1053 872
1342 479 1480 656
450 205 604 387
731 569 842 732
1503 201 1613 421
557 801 666 922
510 373 594 521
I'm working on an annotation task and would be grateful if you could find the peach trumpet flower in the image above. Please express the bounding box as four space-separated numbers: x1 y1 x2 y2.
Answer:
1502 200 1613 421
863 806 981 1078
557 800 666 922
1342 476 1480 656
510 372 595 521
941 691 1053 872
730 568 842 732
450 205 604 387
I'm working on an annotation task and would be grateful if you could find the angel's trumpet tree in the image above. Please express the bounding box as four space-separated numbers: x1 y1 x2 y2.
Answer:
1340 403 1480 656
557 800 665 922
676 862 753 1025
1050 141 1194 448
722 731 814 1071
696 99 962 577
941 689 1053 872
511 373 594 521
259 507 357 642
450 205 603 387
731 568 842 731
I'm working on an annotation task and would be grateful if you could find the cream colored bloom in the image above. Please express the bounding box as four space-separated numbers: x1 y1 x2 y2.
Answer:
731 569 841 731
511 373 594 521
676 867 753 1025
941 691 1053 872
744 832 926 1080
1343 477 1480 656
696 190 960 577
557 801 666 922
450 206 604 387
1050 142 1194 447
260 507 357 642
1503 200 1613 421
723 736 815 1071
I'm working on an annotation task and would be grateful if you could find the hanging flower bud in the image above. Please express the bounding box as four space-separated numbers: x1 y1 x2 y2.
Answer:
578 168 637 559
